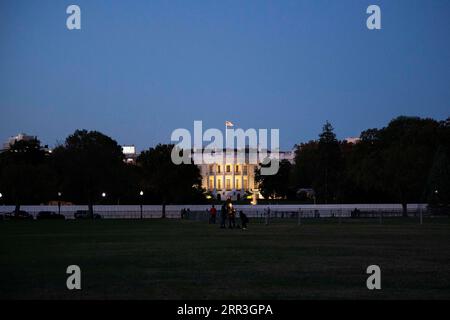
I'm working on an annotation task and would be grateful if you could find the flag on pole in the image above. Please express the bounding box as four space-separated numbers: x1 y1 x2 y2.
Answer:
225 121 234 127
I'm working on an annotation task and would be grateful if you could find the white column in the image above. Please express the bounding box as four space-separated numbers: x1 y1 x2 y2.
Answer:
222 155 225 195
241 165 244 191
213 165 217 192
232 160 235 191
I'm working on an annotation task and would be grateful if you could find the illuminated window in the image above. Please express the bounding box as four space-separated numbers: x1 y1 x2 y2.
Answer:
244 178 248 190
209 177 214 190
226 165 231 173
235 178 240 190
226 179 231 190
122 145 136 155
217 178 222 190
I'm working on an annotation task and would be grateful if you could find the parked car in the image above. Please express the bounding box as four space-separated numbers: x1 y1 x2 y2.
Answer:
74 210 102 219
37 211 65 220
3 210 34 220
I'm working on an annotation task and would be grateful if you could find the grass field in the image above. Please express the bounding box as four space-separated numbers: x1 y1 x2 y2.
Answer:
1 218 449 300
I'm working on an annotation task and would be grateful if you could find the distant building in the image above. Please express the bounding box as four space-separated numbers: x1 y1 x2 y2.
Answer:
2 133 38 151
345 137 361 144
122 145 137 164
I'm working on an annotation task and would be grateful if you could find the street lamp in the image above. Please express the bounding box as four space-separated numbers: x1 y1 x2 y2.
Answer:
139 191 144 219
57 192 62 215
101 192 107 208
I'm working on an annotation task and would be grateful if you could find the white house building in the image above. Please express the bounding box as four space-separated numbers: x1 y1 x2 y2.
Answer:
195 148 294 201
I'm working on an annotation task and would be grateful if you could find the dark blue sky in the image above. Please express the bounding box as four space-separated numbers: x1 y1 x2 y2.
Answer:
1 0 449 151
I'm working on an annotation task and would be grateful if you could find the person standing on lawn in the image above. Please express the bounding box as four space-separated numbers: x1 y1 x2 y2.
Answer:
228 207 236 229
209 204 217 224
239 210 249 230
220 203 227 228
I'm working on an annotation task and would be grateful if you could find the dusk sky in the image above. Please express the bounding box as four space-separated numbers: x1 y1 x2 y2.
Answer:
1 0 449 151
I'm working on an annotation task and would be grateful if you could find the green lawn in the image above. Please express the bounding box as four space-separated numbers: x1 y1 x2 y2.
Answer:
1 218 449 299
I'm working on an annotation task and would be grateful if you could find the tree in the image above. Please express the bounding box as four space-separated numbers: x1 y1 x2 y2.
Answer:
290 122 344 203
255 159 293 200
426 147 450 207
378 117 439 215
345 117 441 212
0 139 51 213
136 144 203 218
291 141 318 194
52 130 126 216
426 118 450 207
315 121 343 203
345 128 389 203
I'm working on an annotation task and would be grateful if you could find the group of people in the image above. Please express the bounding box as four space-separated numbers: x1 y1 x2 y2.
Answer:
209 198 249 230
180 208 191 219
181 199 249 230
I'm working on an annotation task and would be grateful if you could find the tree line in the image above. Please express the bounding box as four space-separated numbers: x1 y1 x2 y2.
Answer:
0 130 204 216
256 116 450 215
0 116 449 216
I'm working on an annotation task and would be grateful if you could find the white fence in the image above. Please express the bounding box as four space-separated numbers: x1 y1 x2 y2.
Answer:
0 204 427 219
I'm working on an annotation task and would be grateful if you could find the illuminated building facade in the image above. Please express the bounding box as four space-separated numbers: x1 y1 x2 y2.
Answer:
122 145 137 164
196 149 294 201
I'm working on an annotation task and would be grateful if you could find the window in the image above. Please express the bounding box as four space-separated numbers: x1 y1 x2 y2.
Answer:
217 178 222 190
209 165 214 174
217 165 221 174
226 179 231 190
243 165 248 175
243 178 248 190
235 178 240 190
226 165 231 173
209 177 214 190
235 165 240 173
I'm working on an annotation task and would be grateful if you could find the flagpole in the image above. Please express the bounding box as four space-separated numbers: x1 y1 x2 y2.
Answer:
225 122 229 169
225 122 228 152
224 121 233 154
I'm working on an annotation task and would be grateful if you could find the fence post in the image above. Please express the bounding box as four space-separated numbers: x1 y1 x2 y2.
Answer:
420 205 423 225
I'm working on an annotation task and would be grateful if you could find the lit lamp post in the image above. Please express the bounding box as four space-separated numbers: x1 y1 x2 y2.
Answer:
98 192 106 219
57 192 62 215
139 191 144 219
